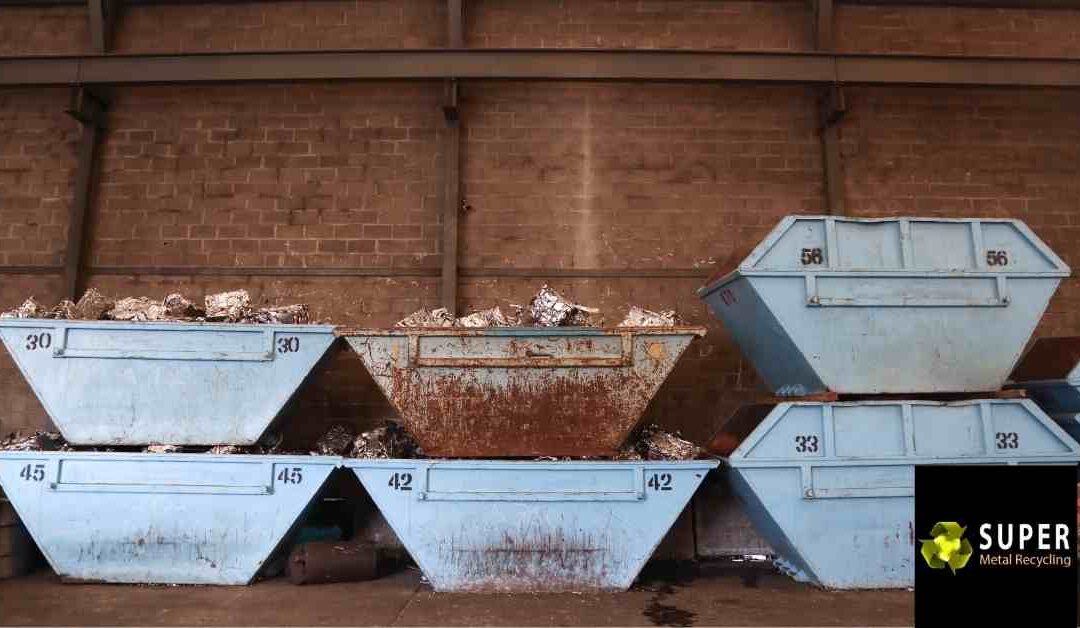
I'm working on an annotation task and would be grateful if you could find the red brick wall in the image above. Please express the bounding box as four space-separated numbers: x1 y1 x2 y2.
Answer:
114 0 445 53
0 90 75 435
0 7 87 56
835 5 1080 57
461 82 823 270
0 90 78 268
839 87 1080 337
468 0 812 50
92 84 443 271
459 82 823 438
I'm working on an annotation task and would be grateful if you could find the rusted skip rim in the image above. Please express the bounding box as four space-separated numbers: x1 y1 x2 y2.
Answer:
334 326 708 337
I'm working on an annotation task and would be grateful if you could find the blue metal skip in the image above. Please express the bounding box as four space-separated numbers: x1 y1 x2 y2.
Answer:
345 459 717 592
0 452 339 584
1008 336 1080 415
723 399 1080 589
698 216 1069 395
0 320 336 445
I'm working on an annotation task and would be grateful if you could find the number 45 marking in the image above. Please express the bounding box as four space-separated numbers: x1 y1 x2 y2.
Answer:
276 467 303 484
19 463 45 482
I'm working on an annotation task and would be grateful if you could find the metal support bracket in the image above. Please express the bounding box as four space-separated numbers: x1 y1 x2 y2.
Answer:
442 78 459 125
62 87 109 300
440 0 464 314
812 0 834 51
818 85 846 215
65 87 108 127
88 0 119 53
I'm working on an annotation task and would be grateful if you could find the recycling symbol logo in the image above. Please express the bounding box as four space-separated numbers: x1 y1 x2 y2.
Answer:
920 522 974 574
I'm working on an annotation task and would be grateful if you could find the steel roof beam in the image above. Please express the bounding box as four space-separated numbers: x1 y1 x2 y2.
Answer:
4 50 1080 88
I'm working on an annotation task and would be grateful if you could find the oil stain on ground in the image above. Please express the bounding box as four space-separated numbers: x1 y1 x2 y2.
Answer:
637 562 698 627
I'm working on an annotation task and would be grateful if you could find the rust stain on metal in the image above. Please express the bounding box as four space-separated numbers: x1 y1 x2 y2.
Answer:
439 525 612 592
646 342 666 361
393 368 654 457
342 327 705 458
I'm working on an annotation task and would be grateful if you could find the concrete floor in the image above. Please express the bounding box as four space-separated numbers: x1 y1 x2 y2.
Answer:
0 565 913 626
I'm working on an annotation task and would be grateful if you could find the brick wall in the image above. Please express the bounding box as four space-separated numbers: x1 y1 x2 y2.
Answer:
0 90 78 268
0 7 86 56
839 87 1080 337
91 84 444 271
114 0 445 53
459 81 822 438
468 0 812 50
0 90 76 435
461 82 822 270
835 5 1080 57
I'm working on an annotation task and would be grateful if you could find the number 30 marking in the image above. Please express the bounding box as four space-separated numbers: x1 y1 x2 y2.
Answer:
25 333 52 351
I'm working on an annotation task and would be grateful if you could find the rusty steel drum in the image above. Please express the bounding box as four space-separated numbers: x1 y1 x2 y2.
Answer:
337 327 705 457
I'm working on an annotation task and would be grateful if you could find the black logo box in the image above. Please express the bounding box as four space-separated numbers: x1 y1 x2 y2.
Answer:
915 465 1078 627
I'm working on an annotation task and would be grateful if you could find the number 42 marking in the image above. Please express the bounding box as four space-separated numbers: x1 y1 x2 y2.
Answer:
647 473 673 491
388 472 412 491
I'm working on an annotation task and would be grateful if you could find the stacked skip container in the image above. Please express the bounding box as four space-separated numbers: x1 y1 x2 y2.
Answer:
336 326 716 591
699 216 1080 589
0 320 339 584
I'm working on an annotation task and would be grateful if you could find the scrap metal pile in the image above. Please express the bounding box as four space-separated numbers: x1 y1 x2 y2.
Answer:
332 422 698 461
396 285 680 328
0 431 70 452
1 289 311 324
617 424 702 461
309 422 423 459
